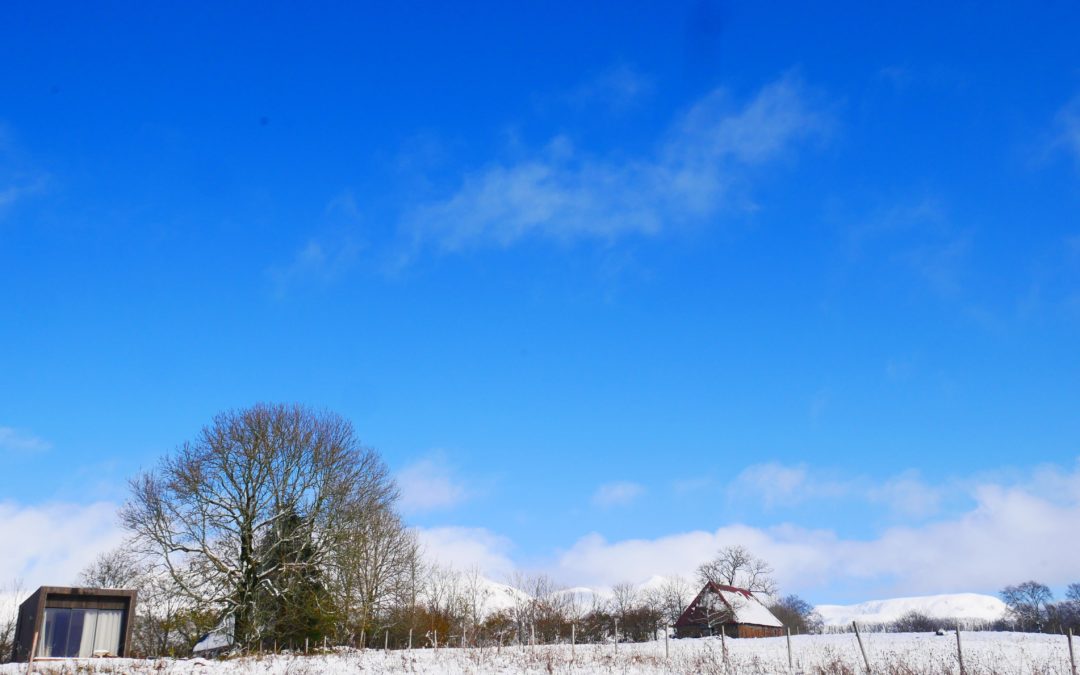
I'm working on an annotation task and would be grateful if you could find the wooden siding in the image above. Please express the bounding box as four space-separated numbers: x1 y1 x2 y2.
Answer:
673 622 784 639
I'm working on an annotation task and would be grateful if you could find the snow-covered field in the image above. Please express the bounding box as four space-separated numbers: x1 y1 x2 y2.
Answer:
4 632 1076 674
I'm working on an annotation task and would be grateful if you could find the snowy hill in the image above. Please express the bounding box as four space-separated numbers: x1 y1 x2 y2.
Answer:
816 593 1007 627
473 578 529 615
454 575 1010 631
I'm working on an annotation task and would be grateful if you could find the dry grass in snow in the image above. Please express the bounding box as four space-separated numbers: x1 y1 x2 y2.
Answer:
2 631 1076 674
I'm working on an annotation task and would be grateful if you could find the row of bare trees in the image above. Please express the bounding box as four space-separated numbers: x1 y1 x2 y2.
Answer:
110 404 796 656
5 404 822 661
1000 580 1080 633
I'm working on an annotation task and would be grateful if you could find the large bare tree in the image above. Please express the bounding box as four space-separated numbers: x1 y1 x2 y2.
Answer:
696 545 777 595
121 403 395 649
1001 580 1053 628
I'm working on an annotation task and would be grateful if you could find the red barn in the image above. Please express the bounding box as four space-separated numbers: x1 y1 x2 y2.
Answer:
674 583 784 638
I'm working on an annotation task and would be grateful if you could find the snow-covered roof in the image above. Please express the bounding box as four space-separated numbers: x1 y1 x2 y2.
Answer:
716 587 783 628
193 630 232 654
676 583 784 629
193 616 235 654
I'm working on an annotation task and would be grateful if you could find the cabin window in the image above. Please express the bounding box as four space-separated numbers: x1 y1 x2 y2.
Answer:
37 608 123 658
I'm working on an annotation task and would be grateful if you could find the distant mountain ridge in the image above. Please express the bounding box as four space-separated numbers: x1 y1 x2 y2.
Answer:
815 593 1008 627
472 577 1009 629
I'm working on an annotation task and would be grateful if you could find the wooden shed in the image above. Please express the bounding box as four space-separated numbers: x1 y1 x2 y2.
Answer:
674 582 784 638
10 586 137 662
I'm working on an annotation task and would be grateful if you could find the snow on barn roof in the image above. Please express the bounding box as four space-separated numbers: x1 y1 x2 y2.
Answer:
713 585 784 628
676 583 784 628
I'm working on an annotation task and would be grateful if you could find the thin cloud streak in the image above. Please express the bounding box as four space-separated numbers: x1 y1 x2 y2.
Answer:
1056 94 1080 164
592 481 646 508
727 462 943 520
405 74 829 252
0 426 51 453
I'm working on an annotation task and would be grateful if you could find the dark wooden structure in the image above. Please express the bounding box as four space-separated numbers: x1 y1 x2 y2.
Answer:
11 586 137 662
674 582 784 639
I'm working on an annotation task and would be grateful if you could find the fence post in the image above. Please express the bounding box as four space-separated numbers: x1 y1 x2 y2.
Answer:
720 628 727 663
26 630 38 675
408 628 413 650
571 623 576 661
385 630 389 651
787 627 793 672
531 624 536 648
360 629 365 651
665 626 669 660
614 618 619 655
305 637 309 655
434 629 438 650
1069 628 1077 675
853 621 871 675
955 626 965 675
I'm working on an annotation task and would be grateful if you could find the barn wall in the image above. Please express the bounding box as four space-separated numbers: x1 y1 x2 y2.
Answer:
674 623 784 639
734 624 785 638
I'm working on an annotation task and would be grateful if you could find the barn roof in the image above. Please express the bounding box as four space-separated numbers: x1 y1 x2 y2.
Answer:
675 582 784 628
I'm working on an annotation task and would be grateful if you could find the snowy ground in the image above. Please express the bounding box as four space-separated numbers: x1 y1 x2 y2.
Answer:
4 632 1077 674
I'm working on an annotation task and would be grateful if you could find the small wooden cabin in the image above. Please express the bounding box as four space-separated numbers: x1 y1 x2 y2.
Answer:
674 582 784 638
10 586 137 662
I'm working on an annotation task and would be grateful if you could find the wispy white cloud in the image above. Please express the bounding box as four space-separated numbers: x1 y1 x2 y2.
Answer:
0 426 51 454
730 462 850 508
406 74 828 252
562 65 654 111
1056 95 1080 163
592 481 645 508
885 356 916 382
8 469 1067 602
415 526 516 580
844 196 973 298
0 125 48 219
867 470 943 519
267 191 366 294
558 460 1080 598
268 238 360 295
809 387 831 422
727 461 941 520
397 453 471 513
0 501 126 587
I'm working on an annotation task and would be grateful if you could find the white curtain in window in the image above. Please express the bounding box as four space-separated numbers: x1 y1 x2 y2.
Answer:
93 610 123 656
78 610 99 657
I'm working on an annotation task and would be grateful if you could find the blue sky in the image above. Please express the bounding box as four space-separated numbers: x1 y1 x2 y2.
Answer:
2 1 1080 603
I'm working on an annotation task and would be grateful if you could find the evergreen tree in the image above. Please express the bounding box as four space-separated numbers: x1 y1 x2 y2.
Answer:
256 507 338 649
